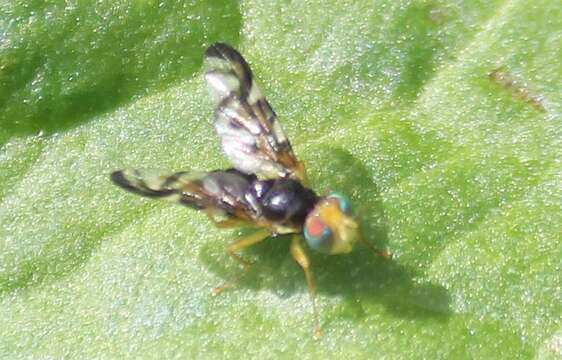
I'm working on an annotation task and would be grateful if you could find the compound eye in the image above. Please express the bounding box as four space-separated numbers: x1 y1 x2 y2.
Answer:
327 192 352 215
303 215 334 254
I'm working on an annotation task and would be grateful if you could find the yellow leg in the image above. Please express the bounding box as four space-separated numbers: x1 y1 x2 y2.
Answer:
212 229 271 295
290 235 322 338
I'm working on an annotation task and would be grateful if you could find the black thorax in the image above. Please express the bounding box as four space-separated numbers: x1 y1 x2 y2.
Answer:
202 169 318 228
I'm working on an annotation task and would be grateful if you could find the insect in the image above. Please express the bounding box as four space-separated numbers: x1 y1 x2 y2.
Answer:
111 43 390 337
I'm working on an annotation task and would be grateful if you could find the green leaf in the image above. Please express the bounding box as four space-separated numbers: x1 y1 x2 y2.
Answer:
1 0 560 358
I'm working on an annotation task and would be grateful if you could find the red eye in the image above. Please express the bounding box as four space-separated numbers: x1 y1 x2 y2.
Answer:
306 216 325 237
304 216 334 254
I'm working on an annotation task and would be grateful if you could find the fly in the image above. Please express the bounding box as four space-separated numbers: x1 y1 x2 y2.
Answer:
111 43 390 337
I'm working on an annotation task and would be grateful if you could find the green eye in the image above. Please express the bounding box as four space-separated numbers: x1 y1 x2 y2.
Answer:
304 216 334 254
327 192 352 215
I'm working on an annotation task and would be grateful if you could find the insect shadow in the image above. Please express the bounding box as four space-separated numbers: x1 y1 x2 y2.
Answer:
200 146 451 323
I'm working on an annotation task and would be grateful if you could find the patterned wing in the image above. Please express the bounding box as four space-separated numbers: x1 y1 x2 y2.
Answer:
204 43 306 182
110 168 259 222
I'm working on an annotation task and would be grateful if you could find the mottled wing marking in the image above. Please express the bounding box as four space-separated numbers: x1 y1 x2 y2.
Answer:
110 169 257 221
204 43 306 181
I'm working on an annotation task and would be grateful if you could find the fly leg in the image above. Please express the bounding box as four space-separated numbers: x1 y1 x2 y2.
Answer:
360 237 392 259
205 211 247 228
357 226 392 259
290 235 322 338
212 229 271 295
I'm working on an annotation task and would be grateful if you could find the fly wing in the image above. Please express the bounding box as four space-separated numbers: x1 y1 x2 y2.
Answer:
110 168 259 221
204 43 306 182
